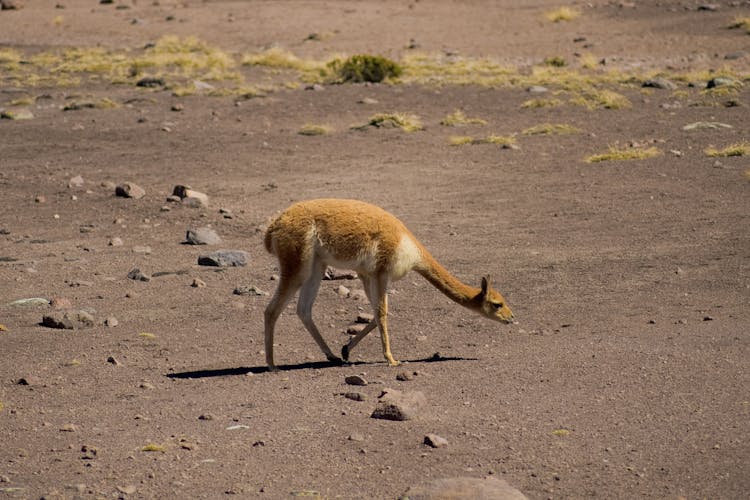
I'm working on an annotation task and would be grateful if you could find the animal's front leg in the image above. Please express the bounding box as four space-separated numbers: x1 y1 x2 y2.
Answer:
377 291 400 367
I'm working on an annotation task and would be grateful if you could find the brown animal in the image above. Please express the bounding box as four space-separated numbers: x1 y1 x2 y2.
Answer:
263 199 514 371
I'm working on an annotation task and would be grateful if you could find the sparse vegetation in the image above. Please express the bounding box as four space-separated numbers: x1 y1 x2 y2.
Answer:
704 142 750 157
328 54 402 83
585 145 662 163
354 113 423 132
141 443 167 452
449 135 517 147
138 332 157 340
63 98 119 111
440 110 487 126
570 89 631 109
544 56 567 67
545 7 580 23
521 98 564 108
728 15 750 33
298 124 333 136
522 123 581 135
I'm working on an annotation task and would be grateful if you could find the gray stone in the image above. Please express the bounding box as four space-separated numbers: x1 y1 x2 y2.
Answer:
115 182 146 199
68 175 85 189
642 77 676 90
42 310 95 329
342 392 366 402
127 268 151 282
526 85 549 93
104 316 119 327
424 433 449 448
356 312 374 323
233 285 268 296
706 77 741 89
0 108 33 120
347 324 367 335
682 121 733 131
108 237 123 246
371 388 427 421
345 375 368 386
185 227 221 245
173 185 209 206
401 477 528 500
191 278 207 288
197 250 248 267
336 285 351 297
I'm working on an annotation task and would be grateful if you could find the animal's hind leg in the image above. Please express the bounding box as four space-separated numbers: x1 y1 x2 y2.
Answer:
342 275 378 361
297 260 342 364
264 276 301 371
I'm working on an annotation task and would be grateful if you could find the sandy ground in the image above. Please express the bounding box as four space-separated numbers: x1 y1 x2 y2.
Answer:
1 1 749 498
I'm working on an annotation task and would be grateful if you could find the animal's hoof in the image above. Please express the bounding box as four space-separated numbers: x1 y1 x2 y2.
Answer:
341 345 350 361
327 355 344 365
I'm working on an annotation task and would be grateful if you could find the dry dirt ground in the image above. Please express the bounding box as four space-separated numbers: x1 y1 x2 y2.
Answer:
1 1 749 499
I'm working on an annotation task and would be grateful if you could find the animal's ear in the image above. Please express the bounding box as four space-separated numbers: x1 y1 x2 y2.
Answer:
481 275 491 296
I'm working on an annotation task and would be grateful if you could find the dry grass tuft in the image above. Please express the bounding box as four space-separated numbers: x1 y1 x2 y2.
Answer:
440 110 487 126
704 142 750 157
522 123 581 135
298 124 333 136
449 135 517 147
585 145 661 163
545 7 581 23
355 113 423 132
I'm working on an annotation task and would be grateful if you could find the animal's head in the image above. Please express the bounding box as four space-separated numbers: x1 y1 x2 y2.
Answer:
477 275 514 323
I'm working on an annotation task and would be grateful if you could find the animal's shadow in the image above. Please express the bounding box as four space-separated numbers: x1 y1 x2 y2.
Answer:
166 355 477 379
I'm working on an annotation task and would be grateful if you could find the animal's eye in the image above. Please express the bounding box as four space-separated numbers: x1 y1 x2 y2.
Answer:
493 302 504 310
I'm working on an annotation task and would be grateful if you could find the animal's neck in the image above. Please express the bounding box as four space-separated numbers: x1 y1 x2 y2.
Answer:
416 248 481 309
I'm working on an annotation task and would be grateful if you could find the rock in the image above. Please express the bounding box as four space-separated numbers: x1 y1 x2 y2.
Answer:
115 182 146 199
336 285 351 297
349 289 368 301
68 175 85 188
682 121 733 131
356 312 374 324
324 267 358 280
396 371 415 381
132 246 151 254
345 375 368 386
706 77 741 89
0 108 33 120
197 250 248 267
233 285 267 296
8 297 49 307
347 324 368 335
136 77 164 88
116 485 137 495
185 227 221 245
34 194 45 203
348 432 365 442
108 237 124 246
60 423 78 432
191 278 206 288
41 311 94 329
49 297 73 310
1 0 24 10
424 433 449 448
127 268 151 282
173 185 209 206
16 375 41 386
526 85 549 93
371 388 427 421
342 392 366 402
402 477 528 500
104 316 119 327
642 77 676 90
697 3 719 11
107 356 120 365
358 97 379 105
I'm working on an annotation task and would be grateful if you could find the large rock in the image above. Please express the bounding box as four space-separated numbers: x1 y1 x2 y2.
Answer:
115 182 146 199
185 227 221 245
41 310 95 329
172 185 209 207
197 250 248 267
371 388 426 421
401 477 528 500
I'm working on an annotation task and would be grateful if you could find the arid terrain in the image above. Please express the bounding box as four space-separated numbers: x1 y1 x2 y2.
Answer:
1 1 749 498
